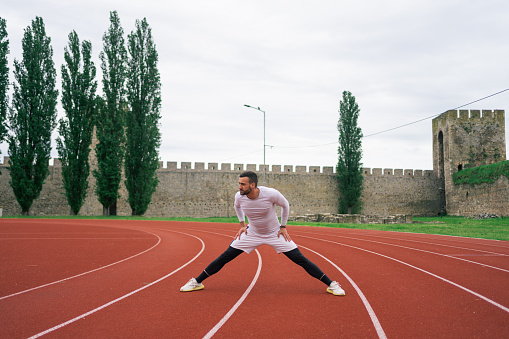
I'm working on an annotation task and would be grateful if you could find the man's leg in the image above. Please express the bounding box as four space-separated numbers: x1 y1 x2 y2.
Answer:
196 246 244 283
180 246 243 292
283 247 345 295
283 248 333 285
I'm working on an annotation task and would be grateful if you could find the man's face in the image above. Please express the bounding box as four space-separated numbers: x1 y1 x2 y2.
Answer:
238 177 255 195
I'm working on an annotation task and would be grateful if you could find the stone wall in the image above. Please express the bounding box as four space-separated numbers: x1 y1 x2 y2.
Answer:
432 109 507 216
2 108 506 218
0 159 444 217
361 168 442 217
446 175 509 217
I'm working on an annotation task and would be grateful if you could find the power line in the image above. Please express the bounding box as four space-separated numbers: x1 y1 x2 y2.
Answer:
363 88 509 138
217 88 509 160
279 88 509 147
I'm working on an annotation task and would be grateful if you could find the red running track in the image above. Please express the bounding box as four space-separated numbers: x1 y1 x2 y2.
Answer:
0 219 508 338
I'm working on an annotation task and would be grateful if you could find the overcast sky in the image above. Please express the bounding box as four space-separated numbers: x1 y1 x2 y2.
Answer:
1 0 508 171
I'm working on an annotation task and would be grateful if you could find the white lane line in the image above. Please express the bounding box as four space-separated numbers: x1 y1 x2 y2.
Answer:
327 231 509 256
0 231 162 301
298 234 509 314
299 245 387 339
294 231 509 273
324 229 509 251
202 249 262 339
27 231 205 339
196 227 385 338
180 228 264 339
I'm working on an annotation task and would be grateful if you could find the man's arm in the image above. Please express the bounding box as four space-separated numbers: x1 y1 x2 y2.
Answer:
273 189 291 241
234 193 247 239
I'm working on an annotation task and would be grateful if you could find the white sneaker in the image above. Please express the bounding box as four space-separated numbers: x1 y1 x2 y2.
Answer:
327 281 345 296
180 278 204 292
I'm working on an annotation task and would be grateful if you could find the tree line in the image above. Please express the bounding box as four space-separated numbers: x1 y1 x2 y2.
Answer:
0 11 161 216
0 12 365 217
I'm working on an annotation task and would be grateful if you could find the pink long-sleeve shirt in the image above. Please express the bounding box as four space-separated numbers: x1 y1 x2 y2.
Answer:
234 186 289 236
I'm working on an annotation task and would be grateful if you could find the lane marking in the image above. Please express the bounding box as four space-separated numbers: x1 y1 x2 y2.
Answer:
202 249 262 339
297 234 509 314
195 228 386 339
294 231 509 273
0 231 161 301
27 231 205 339
177 228 264 339
299 245 387 339
322 230 509 256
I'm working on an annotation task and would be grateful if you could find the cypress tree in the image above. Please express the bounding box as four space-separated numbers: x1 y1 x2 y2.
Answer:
337 91 363 214
94 11 127 215
56 31 97 215
0 17 8 165
125 18 161 216
8 17 58 215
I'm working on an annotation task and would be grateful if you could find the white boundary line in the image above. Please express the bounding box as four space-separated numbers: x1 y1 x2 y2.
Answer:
298 234 509 313
27 231 205 339
296 228 509 256
294 231 509 273
0 231 162 301
197 228 386 339
202 249 262 339
299 245 387 339
185 228 264 339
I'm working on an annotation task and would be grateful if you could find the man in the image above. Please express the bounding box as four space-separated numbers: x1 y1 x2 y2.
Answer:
180 171 345 296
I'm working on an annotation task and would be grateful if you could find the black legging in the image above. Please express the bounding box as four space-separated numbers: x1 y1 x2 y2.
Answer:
283 248 332 286
196 246 243 283
196 246 332 286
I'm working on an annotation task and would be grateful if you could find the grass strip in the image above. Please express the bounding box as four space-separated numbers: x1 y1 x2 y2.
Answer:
2 215 508 241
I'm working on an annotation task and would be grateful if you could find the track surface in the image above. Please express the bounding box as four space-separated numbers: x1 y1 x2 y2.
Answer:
0 219 508 338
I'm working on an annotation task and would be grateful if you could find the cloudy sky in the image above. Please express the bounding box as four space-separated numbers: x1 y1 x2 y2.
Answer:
1 0 508 171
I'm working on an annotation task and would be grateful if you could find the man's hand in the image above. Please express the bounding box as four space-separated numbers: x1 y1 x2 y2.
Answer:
278 227 292 242
235 225 247 240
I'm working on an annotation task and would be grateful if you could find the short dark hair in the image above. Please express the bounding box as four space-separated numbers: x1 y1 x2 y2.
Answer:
239 171 258 187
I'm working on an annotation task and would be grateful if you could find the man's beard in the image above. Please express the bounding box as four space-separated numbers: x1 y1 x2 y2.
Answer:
240 186 252 195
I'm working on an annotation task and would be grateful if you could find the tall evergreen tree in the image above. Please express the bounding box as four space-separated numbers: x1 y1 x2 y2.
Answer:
56 31 97 215
8 17 58 215
336 90 363 214
0 17 8 164
125 18 162 216
94 11 127 215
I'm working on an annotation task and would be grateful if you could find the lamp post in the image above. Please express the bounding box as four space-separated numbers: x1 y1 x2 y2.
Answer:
244 104 266 185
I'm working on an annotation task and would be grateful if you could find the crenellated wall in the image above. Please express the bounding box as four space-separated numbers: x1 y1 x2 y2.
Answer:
0 158 442 217
1 109 506 218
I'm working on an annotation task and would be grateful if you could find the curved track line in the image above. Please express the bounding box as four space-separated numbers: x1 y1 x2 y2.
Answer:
177 228 264 338
337 229 509 249
299 245 387 339
27 231 205 339
196 227 386 338
294 231 509 273
0 231 162 301
303 229 509 256
202 249 262 339
297 234 509 313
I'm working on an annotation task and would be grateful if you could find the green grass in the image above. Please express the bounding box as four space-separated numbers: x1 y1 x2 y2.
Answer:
3 215 508 241
453 160 509 186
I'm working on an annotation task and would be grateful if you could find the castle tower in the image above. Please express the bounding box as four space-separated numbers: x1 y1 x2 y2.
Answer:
432 109 506 213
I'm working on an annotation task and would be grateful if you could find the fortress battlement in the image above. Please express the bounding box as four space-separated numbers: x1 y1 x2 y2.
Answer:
1 157 433 177
159 162 433 177
434 109 505 124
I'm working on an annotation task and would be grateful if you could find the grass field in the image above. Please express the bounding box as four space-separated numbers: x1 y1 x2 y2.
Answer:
3 215 508 241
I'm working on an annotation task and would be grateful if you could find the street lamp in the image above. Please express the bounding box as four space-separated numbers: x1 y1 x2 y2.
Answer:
244 104 266 185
